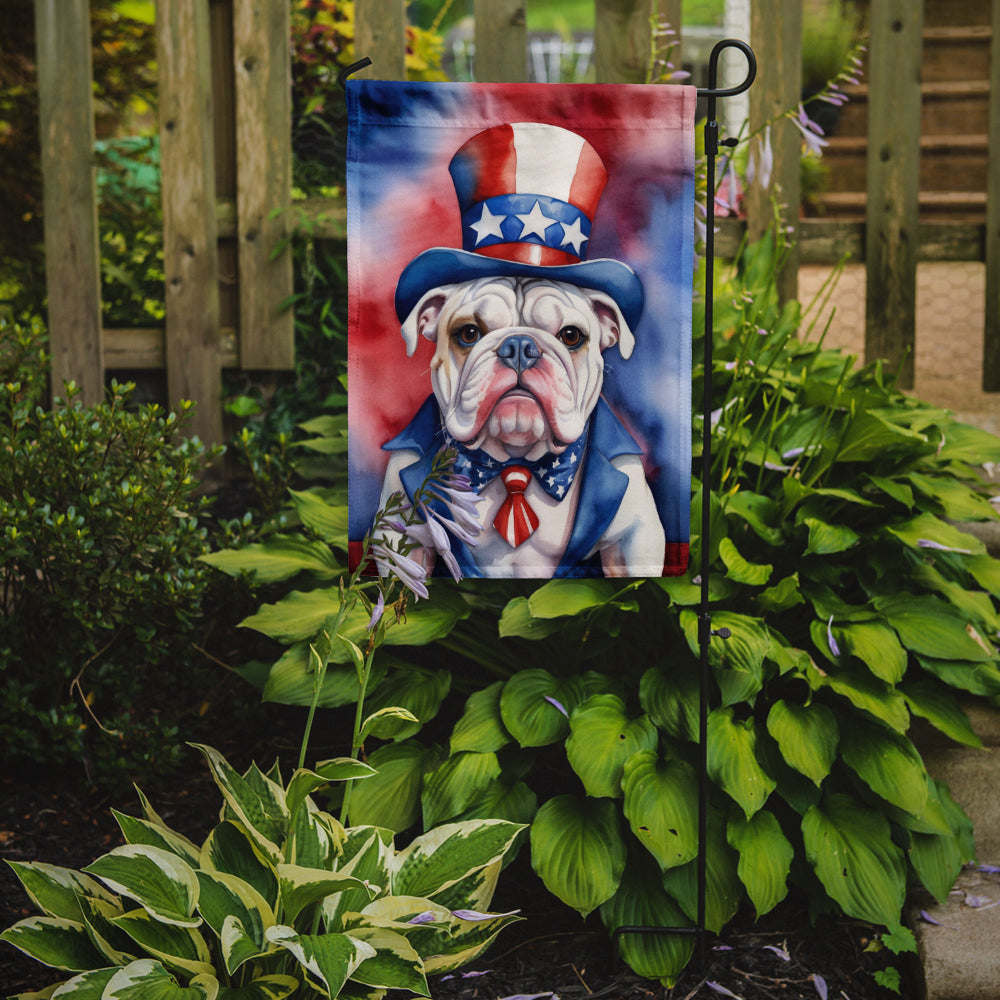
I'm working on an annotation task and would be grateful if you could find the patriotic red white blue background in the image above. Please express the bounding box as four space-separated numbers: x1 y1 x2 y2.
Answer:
347 80 696 576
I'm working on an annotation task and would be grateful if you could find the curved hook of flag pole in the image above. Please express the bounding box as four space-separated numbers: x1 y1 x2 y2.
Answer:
337 57 373 90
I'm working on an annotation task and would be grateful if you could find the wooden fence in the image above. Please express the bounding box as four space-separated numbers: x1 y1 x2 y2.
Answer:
33 0 1000 444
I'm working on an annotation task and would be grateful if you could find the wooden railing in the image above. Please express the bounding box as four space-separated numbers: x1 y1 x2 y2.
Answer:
32 0 1000 445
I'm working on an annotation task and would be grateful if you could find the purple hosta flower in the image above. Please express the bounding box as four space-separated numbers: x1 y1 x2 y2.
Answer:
812 974 828 1000
791 104 829 157
497 994 558 1000
747 124 774 191
763 944 791 962
407 911 438 925
979 864 1000 874
544 695 569 718
715 158 741 216
706 982 742 999
441 970 493 982
367 591 385 631
370 540 429 600
451 908 521 921
405 506 462 582
917 538 973 555
827 616 842 658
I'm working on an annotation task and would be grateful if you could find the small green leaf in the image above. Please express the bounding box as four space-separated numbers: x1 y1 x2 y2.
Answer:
765 700 838 786
803 517 859 556
719 537 772 585
707 708 776 818
727 811 793 917
527 579 619 618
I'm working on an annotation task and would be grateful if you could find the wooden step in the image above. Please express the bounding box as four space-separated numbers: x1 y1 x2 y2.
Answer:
813 190 987 222
922 25 993 83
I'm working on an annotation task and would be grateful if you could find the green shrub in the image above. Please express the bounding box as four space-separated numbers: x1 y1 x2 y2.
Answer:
0 317 221 784
1 743 524 998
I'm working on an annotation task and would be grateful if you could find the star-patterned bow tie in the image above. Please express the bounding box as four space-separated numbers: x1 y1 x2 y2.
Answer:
451 434 586 503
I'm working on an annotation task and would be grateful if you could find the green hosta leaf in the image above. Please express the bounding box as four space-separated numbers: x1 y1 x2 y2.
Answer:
901 680 982 748
285 759 376 823
393 820 524 901
724 490 784 545
874 594 995 662
681 610 770 706
499 670 584 747
886 512 985 557
450 682 511 754
195 871 273 974
200 822 278 910
216 975 299 999
835 410 927 463
935 421 1000 464
277 865 374 925
839 718 929 816
661 810 741 933
527 578 619 617
0 916 107 971
112 812 201 868
453 779 538 827
906 472 998 522
4 862 118 922
599 853 694 987
261 643 387 709
639 664 699 742
83 846 200 928
707 708 776 819
103 959 218 999
200 535 342 584
765 700 838 786
802 793 906 926
866 474 914 509
530 795 626 917
909 828 965 905
360 706 421 742
810 661 910 732
421 751 502 828
288 489 348 544
621 751 699 871
718 537 772 586
265 926 375 997
111 908 214 978
966 553 1000 597
916 655 1000 697
497 596 565 639
191 746 287 863
566 695 658 798
347 740 442 832
910 562 1000 633
835 621 907 684
362 667 451 740
803 517 859 556
755 573 804 614
346 926 428 994
727 811 793 918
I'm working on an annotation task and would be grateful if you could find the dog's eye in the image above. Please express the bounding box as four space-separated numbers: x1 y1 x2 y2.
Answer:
453 324 483 347
557 326 586 350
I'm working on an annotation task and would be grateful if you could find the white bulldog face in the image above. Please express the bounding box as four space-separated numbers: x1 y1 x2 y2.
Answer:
401 276 634 460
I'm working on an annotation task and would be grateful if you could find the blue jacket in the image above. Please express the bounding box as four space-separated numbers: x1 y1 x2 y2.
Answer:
383 395 644 578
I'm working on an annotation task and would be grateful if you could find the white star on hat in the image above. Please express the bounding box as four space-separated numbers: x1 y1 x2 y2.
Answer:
469 204 506 245
559 218 589 255
516 201 557 240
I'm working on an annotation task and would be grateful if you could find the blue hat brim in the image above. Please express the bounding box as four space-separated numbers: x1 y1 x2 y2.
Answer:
395 248 644 331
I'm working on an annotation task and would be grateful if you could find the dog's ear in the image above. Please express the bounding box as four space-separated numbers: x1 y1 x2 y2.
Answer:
588 292 636 360
401 286 454 357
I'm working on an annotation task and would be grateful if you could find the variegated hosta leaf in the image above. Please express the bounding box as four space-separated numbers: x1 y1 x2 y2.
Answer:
285 760 375 823
621 751 699 871
347 740 442 832
450 682 511 754
77 894 136 966
661 810 742 934
421 906 523 975
344 926 429 995
802 793 906 926
421 751 502 829
45 966 118 997
102 958 218 999
765 700 838 786
83 846 200 928
420 859 502 918
4 862 118 922
499 670 584 747
200 822 278 910
391 820 524 901
0 916 107 972
195 871 274 974
565 695 658 799
529 795 626 917
706 707 776 819
727 810 793 918
112 811 202 868
265 926 375 998
276 864 376 925
110 908 214 978
214 975 299 1000
288 801 343 870
599 853 694 987
323 829 393 931
191 745 288 863
838 718 929 817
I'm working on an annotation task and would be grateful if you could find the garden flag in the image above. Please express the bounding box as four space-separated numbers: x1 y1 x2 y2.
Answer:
347 80 696 579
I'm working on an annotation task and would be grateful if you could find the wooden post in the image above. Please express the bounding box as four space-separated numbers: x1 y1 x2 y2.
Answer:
864 0 923 389
157 0 223 444
983 0 1000 390
474 0 527 82
233 0 294 369
594 0 655 84
34 0 104 405
354 0 407 81
746 0 801 305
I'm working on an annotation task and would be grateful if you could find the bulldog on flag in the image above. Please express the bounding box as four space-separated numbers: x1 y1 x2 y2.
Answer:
347 82 696 579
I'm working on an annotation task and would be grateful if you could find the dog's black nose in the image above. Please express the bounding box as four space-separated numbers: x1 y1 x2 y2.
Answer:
497 334 541 373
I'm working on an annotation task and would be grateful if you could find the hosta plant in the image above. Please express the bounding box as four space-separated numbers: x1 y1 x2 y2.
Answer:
1 744 523 999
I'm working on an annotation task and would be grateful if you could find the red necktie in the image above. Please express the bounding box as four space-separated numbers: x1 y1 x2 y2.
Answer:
494 466 539 547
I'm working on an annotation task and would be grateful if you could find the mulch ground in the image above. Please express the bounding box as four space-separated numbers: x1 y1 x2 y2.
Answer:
1 744 913 1000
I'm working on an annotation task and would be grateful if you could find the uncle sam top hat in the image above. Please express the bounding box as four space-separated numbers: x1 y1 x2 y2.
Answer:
394 122 645 330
